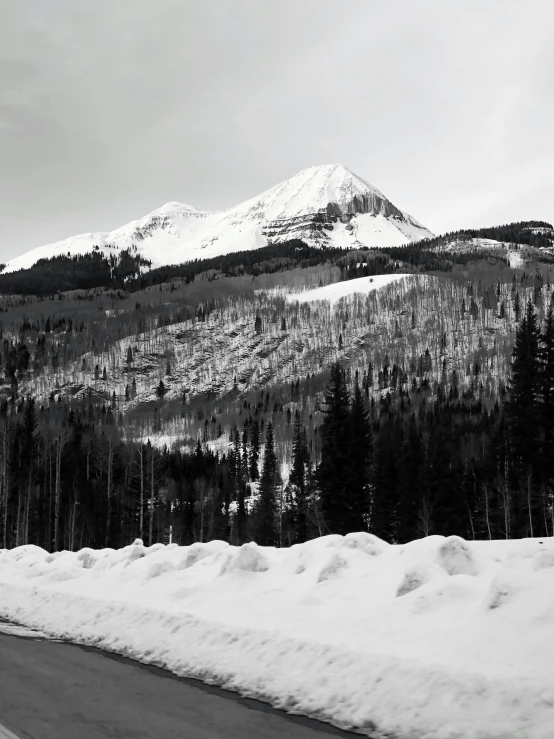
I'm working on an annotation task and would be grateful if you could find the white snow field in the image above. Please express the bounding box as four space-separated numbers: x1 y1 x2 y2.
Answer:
4 165 433 273
1 534 554 739
284 273 413 304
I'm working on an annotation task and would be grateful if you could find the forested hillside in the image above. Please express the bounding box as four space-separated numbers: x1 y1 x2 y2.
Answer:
1 236 553 553
411 220 554 251
5 220 552 299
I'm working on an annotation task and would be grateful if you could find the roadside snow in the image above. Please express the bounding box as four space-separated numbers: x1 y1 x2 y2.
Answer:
285 274 413 304
1 534 554 738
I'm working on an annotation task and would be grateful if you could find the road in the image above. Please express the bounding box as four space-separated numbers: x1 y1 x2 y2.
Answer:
0 622 360 739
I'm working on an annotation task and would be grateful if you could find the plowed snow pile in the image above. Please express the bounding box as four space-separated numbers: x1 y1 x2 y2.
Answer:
1 534 554 738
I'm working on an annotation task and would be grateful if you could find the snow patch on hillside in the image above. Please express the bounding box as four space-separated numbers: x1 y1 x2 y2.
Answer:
1 534 554 738
285 274 413 304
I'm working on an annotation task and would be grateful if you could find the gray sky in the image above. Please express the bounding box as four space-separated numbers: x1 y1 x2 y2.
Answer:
1 0 553 261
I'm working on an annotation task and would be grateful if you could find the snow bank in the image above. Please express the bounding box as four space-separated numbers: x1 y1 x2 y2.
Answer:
1 534 554 738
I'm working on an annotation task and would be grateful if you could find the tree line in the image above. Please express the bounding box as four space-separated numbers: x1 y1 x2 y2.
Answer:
1 297 552 552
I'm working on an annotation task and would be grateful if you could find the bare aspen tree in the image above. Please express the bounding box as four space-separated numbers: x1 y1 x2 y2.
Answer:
54 432 67 552
105 434 114 548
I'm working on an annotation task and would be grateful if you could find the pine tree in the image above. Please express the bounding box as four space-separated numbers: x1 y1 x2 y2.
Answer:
370 433 399 542
513 290 521 322
253 422 277 545
317 363 353 535
396 414 422 543
241 422 249 475
249 420 260 481
348 377 372 531
289 411 310 542
540 303 554 460
540 303 554 483
507 300 542 535
508 300 541 468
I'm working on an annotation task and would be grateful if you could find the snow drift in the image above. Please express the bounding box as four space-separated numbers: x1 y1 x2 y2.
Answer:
1 534 553 738
4 164 433 273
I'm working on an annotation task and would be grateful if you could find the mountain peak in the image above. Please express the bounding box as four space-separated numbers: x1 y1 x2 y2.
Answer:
5 166 433 274
241 163 391 223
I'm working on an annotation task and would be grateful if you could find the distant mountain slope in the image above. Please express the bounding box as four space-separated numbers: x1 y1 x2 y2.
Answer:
4 165 433 274
416 220 554 251
405 220 554 269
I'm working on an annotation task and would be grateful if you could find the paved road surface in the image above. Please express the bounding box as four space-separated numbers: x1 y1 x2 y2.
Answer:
0 623 360 739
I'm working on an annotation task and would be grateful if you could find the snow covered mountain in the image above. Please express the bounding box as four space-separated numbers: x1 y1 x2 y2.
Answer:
4 164 433 273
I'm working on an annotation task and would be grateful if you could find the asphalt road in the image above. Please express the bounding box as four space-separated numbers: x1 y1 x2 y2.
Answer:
0 623 361 739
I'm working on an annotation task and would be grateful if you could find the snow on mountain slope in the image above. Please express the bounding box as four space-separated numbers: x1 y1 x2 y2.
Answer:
3 202 210 273
5 165 433 274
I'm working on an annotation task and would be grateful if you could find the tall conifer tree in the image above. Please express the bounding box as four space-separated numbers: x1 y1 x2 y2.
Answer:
507 300 542 535
253 422 278 545
289 411 310 542
318 363 353 535
349 375 372 531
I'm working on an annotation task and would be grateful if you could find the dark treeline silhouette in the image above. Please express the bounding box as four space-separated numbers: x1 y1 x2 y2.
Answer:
0 249 151 297
4 219 551 299
1 297 552 551
127 240 346 291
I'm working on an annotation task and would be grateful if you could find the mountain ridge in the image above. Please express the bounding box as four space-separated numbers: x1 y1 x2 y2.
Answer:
4 164 433 274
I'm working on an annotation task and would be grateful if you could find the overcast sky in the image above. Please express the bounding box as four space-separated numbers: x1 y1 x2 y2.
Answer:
1 0 553 261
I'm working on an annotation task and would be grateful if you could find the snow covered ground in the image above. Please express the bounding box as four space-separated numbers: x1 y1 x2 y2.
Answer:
1 534 554 738
285 274 414 304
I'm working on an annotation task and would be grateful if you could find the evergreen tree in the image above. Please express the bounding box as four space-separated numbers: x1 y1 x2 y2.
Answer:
507 300 542 534
289 411 310 542
348 377 372 531
396 414 423 543
253 422 278 545
507 300 541 469
370 432 399 542
249 420 260 481
241 422 249 477
317 363 354 534
540 303 554 460
540 303 554 519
